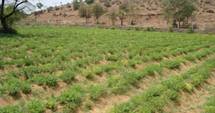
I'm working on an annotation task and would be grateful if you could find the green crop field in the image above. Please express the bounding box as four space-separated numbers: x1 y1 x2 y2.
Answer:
0 26 215 113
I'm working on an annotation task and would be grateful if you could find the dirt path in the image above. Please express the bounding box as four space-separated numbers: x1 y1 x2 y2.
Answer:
164 72 215 113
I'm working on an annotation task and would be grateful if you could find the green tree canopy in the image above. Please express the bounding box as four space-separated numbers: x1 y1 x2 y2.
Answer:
0 0 28 33
79 3 92 24
92 3 105 24
85 0 94 4
162 0 196 28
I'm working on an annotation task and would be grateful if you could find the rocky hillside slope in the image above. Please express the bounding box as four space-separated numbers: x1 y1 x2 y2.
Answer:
25 0 215 31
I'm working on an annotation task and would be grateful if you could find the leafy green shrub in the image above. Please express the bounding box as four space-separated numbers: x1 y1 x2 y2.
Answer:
0 85 4 96
24 57 34 66
123 72 141 85
204 96 215 113
26 99 45 113
143 64 163 76
31 75 58 87
148 52 163 61
190 73 206 87
162 76 185 91
0 105 22 113
183 83 194 92
106 55 119 62
5 78 22 96
164 90 178 101
146 27 156 32
103 64 119 73
187 26 194 33
93 66 104 75
88 84 105 101
21 82 32 94
205 106 215 113
128 60 140 68
162 59 182 69
45 75 58 87
46 98 57 111
195 50 210 60
107 75 131 94
59 85 84 111
111 102 135 113
31 75 46 86
22 66 40 79
0 61 5 69
184 54 196 62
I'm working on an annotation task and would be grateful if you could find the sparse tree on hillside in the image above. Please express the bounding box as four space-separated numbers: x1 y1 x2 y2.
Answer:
162 0 196 28
126 2 136 25
118 10 126 26
4 6 25 26
117 1 130 26
79 3 92 24
0 0 28 33
85 0 94 4
108 10 117 26
73 0 82 10
92 3 105 24
119 1 130 13
104 0 111 8
36 2 43 9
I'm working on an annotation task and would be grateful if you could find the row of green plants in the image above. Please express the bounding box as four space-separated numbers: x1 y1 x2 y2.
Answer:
111 56 215 113
1 38 209 85
0 29 212 70
1 42 213 102
2 43 213 113
0 40 204 69
204 95 215 113
2 42 211 97
1 27 215 113
47 46 215 112
0 99 46 113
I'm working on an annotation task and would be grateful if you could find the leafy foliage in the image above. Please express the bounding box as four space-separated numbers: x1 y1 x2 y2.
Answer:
79 3 92 23
162 0 196 28
0 105 22 113
26 99 45 113
92 3 105 24
85 0 94 4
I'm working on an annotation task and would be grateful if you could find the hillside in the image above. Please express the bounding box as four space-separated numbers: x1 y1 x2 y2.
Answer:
25 0 215 31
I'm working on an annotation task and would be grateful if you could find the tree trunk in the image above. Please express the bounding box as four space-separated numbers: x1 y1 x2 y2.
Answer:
85 18 88 24
178 21 181 28
111 20 115 26
96 17 99 24
120 19 123 26
1 18 9 32
0 17 16 33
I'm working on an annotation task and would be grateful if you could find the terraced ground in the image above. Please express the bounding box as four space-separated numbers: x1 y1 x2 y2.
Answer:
0 26 215 113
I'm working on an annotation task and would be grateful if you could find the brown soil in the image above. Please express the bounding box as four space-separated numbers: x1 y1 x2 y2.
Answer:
0 98 13 106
